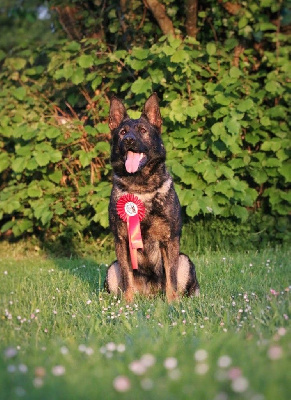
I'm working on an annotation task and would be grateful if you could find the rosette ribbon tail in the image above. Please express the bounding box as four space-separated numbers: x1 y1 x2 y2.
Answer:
127 214 143 270
116 193 145 270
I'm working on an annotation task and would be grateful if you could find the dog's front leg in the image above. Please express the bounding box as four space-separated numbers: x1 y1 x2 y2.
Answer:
161 237 180 302
115 240 135 303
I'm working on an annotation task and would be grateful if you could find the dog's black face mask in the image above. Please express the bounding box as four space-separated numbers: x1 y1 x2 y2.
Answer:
109 94 166 176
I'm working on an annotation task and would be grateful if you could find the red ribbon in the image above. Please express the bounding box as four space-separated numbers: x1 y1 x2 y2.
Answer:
116 194 145 270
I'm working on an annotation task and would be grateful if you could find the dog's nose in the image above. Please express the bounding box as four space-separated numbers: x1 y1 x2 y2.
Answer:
122 133 136 147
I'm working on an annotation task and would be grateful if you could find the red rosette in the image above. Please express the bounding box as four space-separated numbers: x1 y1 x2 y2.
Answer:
116 194 145 222
116 194 145 270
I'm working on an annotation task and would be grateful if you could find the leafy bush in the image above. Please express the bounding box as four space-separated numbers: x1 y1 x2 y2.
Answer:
0 0 290 243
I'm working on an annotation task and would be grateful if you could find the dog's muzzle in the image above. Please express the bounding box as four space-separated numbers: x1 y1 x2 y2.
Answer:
122 133 137 152
120 134 147 174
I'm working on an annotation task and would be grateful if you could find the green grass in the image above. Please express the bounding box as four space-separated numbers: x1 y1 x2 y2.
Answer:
0 244 290 400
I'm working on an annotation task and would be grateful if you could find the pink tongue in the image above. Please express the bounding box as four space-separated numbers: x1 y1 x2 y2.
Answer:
125 151 143 173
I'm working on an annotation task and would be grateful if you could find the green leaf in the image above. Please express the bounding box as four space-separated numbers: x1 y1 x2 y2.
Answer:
228 158 245 169
50 150 62 163
16 219 33 234
48 170 62 183
237 99 254 112
206 43 216 56
129 59 149 70
93 200 109 228
229 67 242 78
131 47 149 60
0 50 6 61
211 122 226 137
259 22 277 31
232 205 248 221
186 201 200 218
26 158 38 170
5 57 27 70
78 54 94 68
41 210 53 225
92 76 102 90
33 202 52 223
171 50 189 63
46 127 61 139
78 152 91 168
5 200 21 214
12 87 26 101
66 41 81 52
260 116 271 126
203 167 217 183
265 81 282 94
131 78 152 95
251 169 268 184
35 152 50 167
261 140 281 151
225 117 240 135
71 68 85 85
214 181 233 197
54 204 66 215
215 93 232 106
171 162 186 179
279 163 291 182
27 185 43 198
0 153 10 172
11 157 27 172
218 165 234 179
238 16 248 29
95 141 110 154
1 220 14 233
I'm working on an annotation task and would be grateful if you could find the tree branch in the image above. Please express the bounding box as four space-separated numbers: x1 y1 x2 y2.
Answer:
144 0 175 36
185 0 198 38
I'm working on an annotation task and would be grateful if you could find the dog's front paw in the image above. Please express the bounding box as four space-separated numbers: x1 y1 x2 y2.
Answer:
124 288 134 303
166 289 179 303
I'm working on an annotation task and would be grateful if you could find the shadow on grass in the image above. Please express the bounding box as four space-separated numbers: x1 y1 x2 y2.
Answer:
38 231 116 296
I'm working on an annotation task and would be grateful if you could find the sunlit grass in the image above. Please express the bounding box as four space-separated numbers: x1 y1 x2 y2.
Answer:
0 246 290 400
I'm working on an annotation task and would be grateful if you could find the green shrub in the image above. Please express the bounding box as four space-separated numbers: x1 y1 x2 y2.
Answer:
0 1 290 243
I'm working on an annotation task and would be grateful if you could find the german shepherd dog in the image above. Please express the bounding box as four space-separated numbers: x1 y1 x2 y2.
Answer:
104 93 199 302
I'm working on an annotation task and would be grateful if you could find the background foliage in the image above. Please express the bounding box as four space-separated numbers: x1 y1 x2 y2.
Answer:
0 0 290 245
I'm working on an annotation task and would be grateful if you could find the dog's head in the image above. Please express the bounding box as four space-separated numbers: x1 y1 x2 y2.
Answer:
109 93 165 175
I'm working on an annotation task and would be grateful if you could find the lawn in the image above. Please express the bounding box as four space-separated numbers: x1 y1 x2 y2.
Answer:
0 244 290 400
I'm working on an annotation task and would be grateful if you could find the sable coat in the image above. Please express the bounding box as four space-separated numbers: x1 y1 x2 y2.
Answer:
105 93 199 302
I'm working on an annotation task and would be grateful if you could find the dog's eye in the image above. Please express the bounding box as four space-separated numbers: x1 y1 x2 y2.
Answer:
119 129 126 136
140 127 147 134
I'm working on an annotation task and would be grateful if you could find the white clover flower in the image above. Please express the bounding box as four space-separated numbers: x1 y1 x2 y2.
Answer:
33 378 44 388
4 347 17 359
51 365 66 376
106 342 116 352
18 364 28 373
140 354 156 368
231 376 249 393
113 376 131 392
85 347 94 356
164 357 178 370
129 360 147 375
194 349 208 362
168 368 181 380
140 378 154 390
268 345 283 360
195 363 209 375
217 355 232 368
60 346 69 355
117 344 126 353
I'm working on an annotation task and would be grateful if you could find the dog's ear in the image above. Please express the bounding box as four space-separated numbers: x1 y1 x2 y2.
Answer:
142 93 162 131
109 96 128 130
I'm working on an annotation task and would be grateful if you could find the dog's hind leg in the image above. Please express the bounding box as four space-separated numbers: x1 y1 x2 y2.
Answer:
104 261 122 295
177 254 200 297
